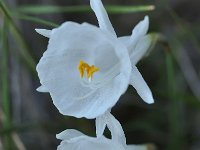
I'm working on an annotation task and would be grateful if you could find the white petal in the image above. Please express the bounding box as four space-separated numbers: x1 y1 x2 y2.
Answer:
36 85 48 92
126 145 147 150
58 136 125 150
90 0 116 36
130 66 154 104
128 16 149 51
104 112 126 147
56 129 84 141
118 35 151 65
130 35 152 65
35 29 52 38
36 22 131 119
118 36 130 46
96 115 107 138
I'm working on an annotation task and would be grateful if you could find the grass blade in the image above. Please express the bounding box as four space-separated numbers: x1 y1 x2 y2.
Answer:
165 47 184 150
1 16 13 150
16 5 155 14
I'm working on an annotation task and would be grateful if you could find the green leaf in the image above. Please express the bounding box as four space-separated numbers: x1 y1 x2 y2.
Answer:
16 5 155 14
1 15 13 150
1 15 11 130
106 5 155 14
165 47 185 150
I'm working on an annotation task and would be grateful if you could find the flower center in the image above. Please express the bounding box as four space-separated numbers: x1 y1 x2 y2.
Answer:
78 60 99 82
74 60 120 100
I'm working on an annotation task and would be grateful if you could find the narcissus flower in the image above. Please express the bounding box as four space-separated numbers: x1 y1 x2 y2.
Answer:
36 0 154 119
56 112 149 150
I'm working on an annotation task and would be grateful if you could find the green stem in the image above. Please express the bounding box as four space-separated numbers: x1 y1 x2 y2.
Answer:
165 49 183 150
1 16 13 150
2 11 11 130
16 5 155 14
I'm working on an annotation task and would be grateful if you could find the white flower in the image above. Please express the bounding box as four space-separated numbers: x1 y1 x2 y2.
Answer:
56 112 148 150
36 0 154 119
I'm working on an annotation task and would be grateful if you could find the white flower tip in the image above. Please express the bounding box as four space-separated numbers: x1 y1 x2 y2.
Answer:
56 129 70 140
35 28 51 38
144 16 149 22
146 96 154 104
56 129 84 141
143 92 154 104
131 15 149 39
36 85 48 93
130 67 154 105
56 133 63 140
56 131 67 140
143 16 149 28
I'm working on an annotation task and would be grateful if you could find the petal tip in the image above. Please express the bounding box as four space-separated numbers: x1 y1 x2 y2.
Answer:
144 16 149 21
56 133 62 140
36 87 41 92
147 98 154 104
35 28 51 38
36 85 48 93
143 16 149 27
144 94 154 104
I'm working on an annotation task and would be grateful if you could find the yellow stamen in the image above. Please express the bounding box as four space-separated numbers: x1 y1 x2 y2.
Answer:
78 60 99 80
87 65 99 79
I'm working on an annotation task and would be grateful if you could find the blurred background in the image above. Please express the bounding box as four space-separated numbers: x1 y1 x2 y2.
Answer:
0 0 200 149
